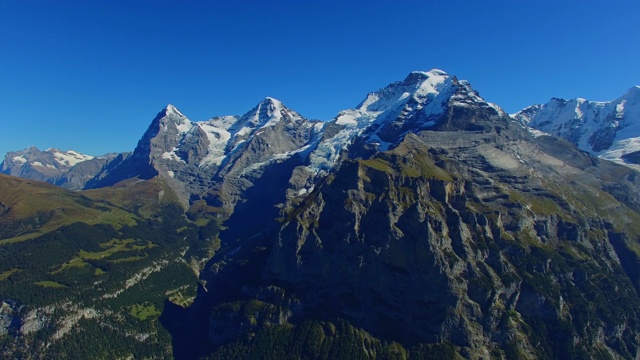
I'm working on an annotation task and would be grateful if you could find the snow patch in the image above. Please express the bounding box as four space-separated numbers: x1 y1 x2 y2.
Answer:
51 149 94 167
598 137 640 163
616 100 626 118
162 149 185 163
162 104 194 135
12 155 27 165
198 121 233 167
263 97 284 127
335 110 360 126
239 145 311 175
367 134 393 151
236 126 253 136
176 121 193 134
165 104 184 117
526 127 548 138
488 102 507 117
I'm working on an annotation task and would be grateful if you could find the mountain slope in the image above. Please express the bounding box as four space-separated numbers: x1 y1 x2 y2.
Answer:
0 174 137 242
0 174 220 359
512 86 640 167
178 72 640 360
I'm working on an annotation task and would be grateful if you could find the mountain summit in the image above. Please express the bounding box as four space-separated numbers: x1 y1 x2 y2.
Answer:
356 69 453 115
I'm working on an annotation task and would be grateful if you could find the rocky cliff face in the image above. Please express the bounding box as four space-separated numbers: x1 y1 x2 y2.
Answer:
179 72 640 359
263 136 640 358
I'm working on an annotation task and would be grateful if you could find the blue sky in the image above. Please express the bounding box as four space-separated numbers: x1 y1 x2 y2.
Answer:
1 0 640 157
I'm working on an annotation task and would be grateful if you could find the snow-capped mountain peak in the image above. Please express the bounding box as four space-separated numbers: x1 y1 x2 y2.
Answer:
50 149 94 167
168 98 315 170
158 104 193 135
164 104 185 117
262 96 281 107
254 97 285 124
512 85 640 167
0 146 106 189
617 86 640 108
356 69 452 114
308 70 485 175
228 97 301 136
624 85 640 96
2 147 94 170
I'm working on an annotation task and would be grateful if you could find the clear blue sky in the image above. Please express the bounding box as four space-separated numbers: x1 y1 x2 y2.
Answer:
1 0 639 157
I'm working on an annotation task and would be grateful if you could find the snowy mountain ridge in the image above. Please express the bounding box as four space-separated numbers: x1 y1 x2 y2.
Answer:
0 147 116 190
512 85 640 166
10 69 640 196
307 69 497 174
153 97 319 173
5 146 94 170
2 69 503 194
135 69 466 184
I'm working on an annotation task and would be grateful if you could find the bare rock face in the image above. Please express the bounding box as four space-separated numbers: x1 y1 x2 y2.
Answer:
0 300 20 336
259 103 640 358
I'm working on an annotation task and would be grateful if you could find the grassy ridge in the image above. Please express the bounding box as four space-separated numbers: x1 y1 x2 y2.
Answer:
0 174 139 243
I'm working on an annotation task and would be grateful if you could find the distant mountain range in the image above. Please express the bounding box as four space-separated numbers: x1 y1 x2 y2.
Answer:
4 81 640 187
512 86 640 167
0 146 122 190
3 70 640 359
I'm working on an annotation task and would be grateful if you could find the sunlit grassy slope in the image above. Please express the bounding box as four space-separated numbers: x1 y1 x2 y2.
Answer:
0 174 186 245
0 174 139 243
0 174 218 359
